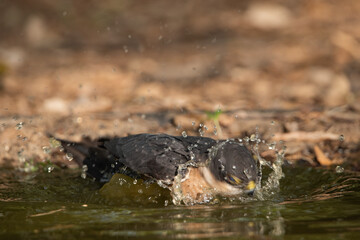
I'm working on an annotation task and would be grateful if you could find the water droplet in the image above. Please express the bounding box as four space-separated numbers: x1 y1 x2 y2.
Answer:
81 165 88 179
66 152 73 161
47 166 54 173
123 45 128 53
213 129 217 136
339 134 345 142
335 166 344 173
268 142 276 150
164 200 169 206
190 151 195 160
118 178 127 185
133 179 137 185
138 189 143 194
42 146 51 154
182 131 187 138
192 121 196 126
16 122 24 130
270 120 275 125
232 165 236 169
198 129 204 136
250 134 256 142
59 146 64 152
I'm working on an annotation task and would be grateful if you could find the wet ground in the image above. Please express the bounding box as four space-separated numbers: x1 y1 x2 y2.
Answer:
1 0 360 239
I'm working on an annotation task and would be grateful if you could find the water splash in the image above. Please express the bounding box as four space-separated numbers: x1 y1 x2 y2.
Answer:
256 152 285 200
168 123 286 205
243 125 285 200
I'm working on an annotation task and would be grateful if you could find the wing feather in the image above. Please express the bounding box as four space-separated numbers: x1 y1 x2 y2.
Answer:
105 134 191 180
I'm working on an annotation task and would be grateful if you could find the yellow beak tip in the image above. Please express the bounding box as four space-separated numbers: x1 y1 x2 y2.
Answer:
246 181 256 191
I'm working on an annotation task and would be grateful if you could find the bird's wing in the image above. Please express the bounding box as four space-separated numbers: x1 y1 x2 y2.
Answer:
174 136 217 163
104 134 191 181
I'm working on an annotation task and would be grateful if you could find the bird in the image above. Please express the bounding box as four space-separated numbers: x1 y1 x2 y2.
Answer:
58 133 259 204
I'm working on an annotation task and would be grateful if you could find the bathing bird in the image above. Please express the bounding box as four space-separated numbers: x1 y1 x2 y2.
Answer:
59 133 259 204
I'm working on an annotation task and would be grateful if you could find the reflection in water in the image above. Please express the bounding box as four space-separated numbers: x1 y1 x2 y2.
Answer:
164 204 286 238
124 204 286 239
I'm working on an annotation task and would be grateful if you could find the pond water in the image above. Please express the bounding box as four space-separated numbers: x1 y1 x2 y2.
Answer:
1 165 360 240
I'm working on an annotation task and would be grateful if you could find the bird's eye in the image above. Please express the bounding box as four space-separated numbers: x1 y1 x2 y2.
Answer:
228 175 242 185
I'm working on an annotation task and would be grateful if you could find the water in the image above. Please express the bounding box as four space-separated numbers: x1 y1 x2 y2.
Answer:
1 165 360 239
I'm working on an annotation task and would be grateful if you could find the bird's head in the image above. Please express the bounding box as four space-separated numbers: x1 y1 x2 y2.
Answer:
208 141 258 194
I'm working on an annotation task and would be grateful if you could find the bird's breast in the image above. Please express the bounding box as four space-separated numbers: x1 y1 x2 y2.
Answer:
171 166 243 205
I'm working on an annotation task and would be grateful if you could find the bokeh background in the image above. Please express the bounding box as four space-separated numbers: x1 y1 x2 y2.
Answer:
0 0 359 169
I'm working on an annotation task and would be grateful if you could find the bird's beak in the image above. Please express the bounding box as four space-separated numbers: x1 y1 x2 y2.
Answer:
245 180 256 195
246 180 256 191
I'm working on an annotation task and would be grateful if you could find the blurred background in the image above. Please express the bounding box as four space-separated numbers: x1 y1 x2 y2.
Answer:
0 0 359 168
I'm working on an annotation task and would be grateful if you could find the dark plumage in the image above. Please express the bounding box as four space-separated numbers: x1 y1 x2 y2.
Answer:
59 133 259 203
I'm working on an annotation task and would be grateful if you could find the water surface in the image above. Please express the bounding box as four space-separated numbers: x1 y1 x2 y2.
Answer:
1 166 360 239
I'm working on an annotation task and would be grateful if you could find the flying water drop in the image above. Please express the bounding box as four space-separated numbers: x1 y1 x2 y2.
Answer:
182 131 188 138
65 152 73 161
42 146 51 154
16 122 24 130
339 134 345 142
335 165 344 173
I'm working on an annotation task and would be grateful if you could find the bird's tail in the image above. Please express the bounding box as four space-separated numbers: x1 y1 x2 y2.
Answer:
51 135 118 182
55 138 91 166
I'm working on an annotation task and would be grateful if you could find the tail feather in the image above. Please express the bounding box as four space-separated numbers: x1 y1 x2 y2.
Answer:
57 138 90 166
55 137 118 182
